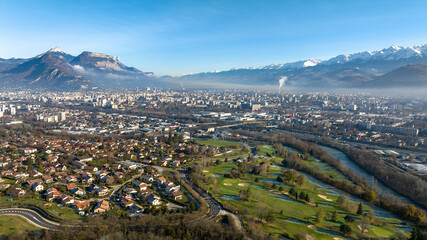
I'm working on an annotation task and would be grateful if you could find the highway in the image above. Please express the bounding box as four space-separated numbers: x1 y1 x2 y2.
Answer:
0 208 60 229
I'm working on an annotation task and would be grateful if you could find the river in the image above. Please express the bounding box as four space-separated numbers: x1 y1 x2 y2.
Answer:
285 143 423 210
319 145 425 211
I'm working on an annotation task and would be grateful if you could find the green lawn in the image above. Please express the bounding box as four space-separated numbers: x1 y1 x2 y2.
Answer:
196 139 241 148
301 158 350 182
257 145 275 156
0 215 39 236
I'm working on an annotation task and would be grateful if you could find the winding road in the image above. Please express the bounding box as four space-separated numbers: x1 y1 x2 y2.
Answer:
0 208 60 229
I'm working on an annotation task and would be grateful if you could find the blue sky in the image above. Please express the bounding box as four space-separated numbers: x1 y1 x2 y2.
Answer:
1 0 427 75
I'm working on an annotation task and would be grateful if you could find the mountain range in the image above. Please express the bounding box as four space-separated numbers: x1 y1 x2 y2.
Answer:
1 45 427 91
171 44 427 90
0 47 156 90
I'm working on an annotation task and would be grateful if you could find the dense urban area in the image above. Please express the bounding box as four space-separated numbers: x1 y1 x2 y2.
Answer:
0 89 426 240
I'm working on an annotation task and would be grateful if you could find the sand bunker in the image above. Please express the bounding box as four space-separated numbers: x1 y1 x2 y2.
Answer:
223 183 232 186
318 194 333 201
202 170 209 173
307 225 315 229
357 225 368 233
238 183 248 187
333 238 343 240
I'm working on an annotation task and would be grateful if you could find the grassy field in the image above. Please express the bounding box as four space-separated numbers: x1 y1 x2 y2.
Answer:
257 145 275 156
300 158 350 182
0 215 39 236
196 139 241 148
202 144 409 239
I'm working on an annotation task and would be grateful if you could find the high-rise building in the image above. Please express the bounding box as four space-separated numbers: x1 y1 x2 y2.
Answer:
10 107 16 115
59 112 67 121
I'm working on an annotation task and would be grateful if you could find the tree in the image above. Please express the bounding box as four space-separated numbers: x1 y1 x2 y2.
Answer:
188 202 196 211
256 204 267 220
259 163 268 175
339 224 352 236
315 207 325 223
289 187 296 196
295 174 306 186
344 215 355 223
265 210 275 223
282 169 298 183
37 164 44 173
168 131 173 145
304 194 310 203
402 204 426 223
336 195 347 207
239 186 252 201
27 158 34 172
298 191 306 200
291 189 298 199
365 190 376 202
331 211 337 222
357 203 363 215
358 213 371 234
409 227 423 240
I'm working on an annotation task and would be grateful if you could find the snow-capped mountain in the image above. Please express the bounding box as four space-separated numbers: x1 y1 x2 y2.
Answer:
260 59 322 69
257 44 427 70
48 46 67 53
1 52 91 90
34 46 76 62
323 45 427 65
174 44 427 90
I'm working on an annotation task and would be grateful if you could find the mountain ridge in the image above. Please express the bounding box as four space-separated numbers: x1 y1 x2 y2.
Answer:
173 44 427 90
0 47 158 90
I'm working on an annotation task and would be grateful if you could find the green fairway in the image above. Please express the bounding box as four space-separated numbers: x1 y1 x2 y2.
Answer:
257 145 275 156
201 144 410 239
196 139 241 148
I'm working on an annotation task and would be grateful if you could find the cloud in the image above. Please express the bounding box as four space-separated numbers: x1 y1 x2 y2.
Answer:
72 64 145 80
105 73 139 80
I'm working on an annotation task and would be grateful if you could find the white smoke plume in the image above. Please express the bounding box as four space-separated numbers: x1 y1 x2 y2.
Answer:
279 76 287 90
